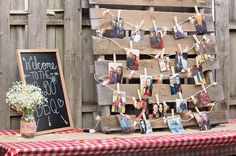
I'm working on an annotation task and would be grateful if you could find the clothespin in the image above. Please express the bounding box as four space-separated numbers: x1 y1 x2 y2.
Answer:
128 70 134 79
130 40 133 49
195 106 201 115
144 68 147 77
184 46 189 53
161 48 165 59
102 79 109 85
201 83 207 93
193 34 200 44
163 27 167 36
138 20 145 30
196 57 199 68
117 83 120 94
187 68 192 77
117 10 121 20
159 74 163 82
174 16 178 25
152 20 157 31
137 89 142 101
171 66 175 75
103 9 110 16
203 35 210 43
177 44 183 54
155 94 160 105
142 112 147 121
155 50 162 59
171 109 175 119
163 101 169 113
178 92 183 101
191 96 197 105
195 6 200 15
132 97 137 108
113 53 117 64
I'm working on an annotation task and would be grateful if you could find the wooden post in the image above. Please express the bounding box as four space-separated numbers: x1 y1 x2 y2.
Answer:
27 0 46 48
0 0 10 130
64 0 83 128
215 0 229 118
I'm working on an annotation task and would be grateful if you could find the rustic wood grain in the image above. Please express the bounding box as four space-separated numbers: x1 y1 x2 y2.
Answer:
89 0 211 8
64 0 83 128
98 111 227 133
0 0 10 130
90 8 214 32
27 0 47 48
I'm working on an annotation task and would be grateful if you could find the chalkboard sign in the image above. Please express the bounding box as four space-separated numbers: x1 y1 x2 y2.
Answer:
16 49 74 135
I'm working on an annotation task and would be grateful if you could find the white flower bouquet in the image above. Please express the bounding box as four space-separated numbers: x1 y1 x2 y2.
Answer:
6 82 47 115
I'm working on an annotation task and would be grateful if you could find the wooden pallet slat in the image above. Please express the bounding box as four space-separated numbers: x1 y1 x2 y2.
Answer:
90 8 214 32
89 0 211 8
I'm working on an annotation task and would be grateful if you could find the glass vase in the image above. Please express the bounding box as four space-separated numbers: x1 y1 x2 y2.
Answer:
20 112 36 138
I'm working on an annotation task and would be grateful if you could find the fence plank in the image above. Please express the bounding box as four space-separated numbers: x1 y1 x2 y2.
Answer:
64 0 83 128
215 0 229 117
95 59 214 79
92 35 216 55
96 83 216 105
89 0 211 8
28 0 47 48
0 0 11 130
90 8 214 32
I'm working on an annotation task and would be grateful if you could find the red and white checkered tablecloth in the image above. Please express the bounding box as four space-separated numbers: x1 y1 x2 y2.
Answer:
1 130 236 156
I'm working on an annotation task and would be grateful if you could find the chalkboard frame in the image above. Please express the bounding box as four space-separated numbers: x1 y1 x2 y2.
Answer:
16 49 74 135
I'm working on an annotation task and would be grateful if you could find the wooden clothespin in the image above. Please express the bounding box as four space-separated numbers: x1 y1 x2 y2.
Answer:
174 16 178 25
171 66 175 75
117 10 121 20
128 70 134 79
132 97 137 108
155 50 162 59
137 89 142 101
195 6 200 15
163 101 168 113
138 20 145 30
117 83 120 94
144 68 147 77
142 112 147 121
187 68 192 77
178 92 183 101
195 106 201 115
177 44 183 54
152 20 157 31
171 109 175 119
196 57 200 68
130 40 133 49
191 96 197 105
113 53 117 64
201 83 207 93
103 9 110 16
155 94 160 105
193 34 200 44
161 48 165 59
159 74 163 83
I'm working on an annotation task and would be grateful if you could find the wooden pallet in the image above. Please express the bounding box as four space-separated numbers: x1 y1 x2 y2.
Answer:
89 0 227 133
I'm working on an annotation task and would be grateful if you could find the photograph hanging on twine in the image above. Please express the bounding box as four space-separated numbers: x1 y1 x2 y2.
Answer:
140 75 153 97
108 62 123 84
167 115 185 134
175 52 188 73
169 74 182 95
149 27 164 49
158 56 170 72
197 91 212 107
126 49 140 70
112 91 126 113
194 13 207 35
194 112 212 131
176 99 188 113
116 114 135 133
173 24 185 39
134 98 149 120
111 17 125 39
153 103 167 118
191 65 204 85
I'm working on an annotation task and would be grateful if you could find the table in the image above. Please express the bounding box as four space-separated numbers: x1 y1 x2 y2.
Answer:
1 123 236 156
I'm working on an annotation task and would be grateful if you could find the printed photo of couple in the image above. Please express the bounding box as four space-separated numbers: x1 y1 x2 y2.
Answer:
126 49 139 70
194 112 212 131
112 91 126 113
197 91 212 107
167 115 185 134
176 99 188 113
158 56 170 72
140 75 153 97
191 65 204 85
153 103 168 118
175 52 188 73
173 24 185 39
108 63 123 84
149 27 164 49
134 98 149 121
169 74 182 95
111 17 125 39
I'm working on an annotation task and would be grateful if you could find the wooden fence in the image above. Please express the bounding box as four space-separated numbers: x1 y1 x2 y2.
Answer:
0 0 231 130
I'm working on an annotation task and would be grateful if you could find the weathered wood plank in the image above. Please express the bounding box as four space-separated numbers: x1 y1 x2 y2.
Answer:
27 0 47 48
99 111 227 133
64 0 83 128
82 113 94 128
96 83 217 105
215 0 229 117
90 8 214 32
0 0 10 130
10 0 25 10
89 0 211 8
95 59 214 79
92 35 216 55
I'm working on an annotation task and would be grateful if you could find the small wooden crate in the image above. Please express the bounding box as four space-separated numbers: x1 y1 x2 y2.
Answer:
89 0 227 133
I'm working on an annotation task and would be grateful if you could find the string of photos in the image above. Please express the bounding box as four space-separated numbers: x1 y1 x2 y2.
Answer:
94 5 219 134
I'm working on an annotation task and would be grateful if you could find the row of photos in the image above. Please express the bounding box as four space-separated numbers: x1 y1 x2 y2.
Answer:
100 6 215 134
